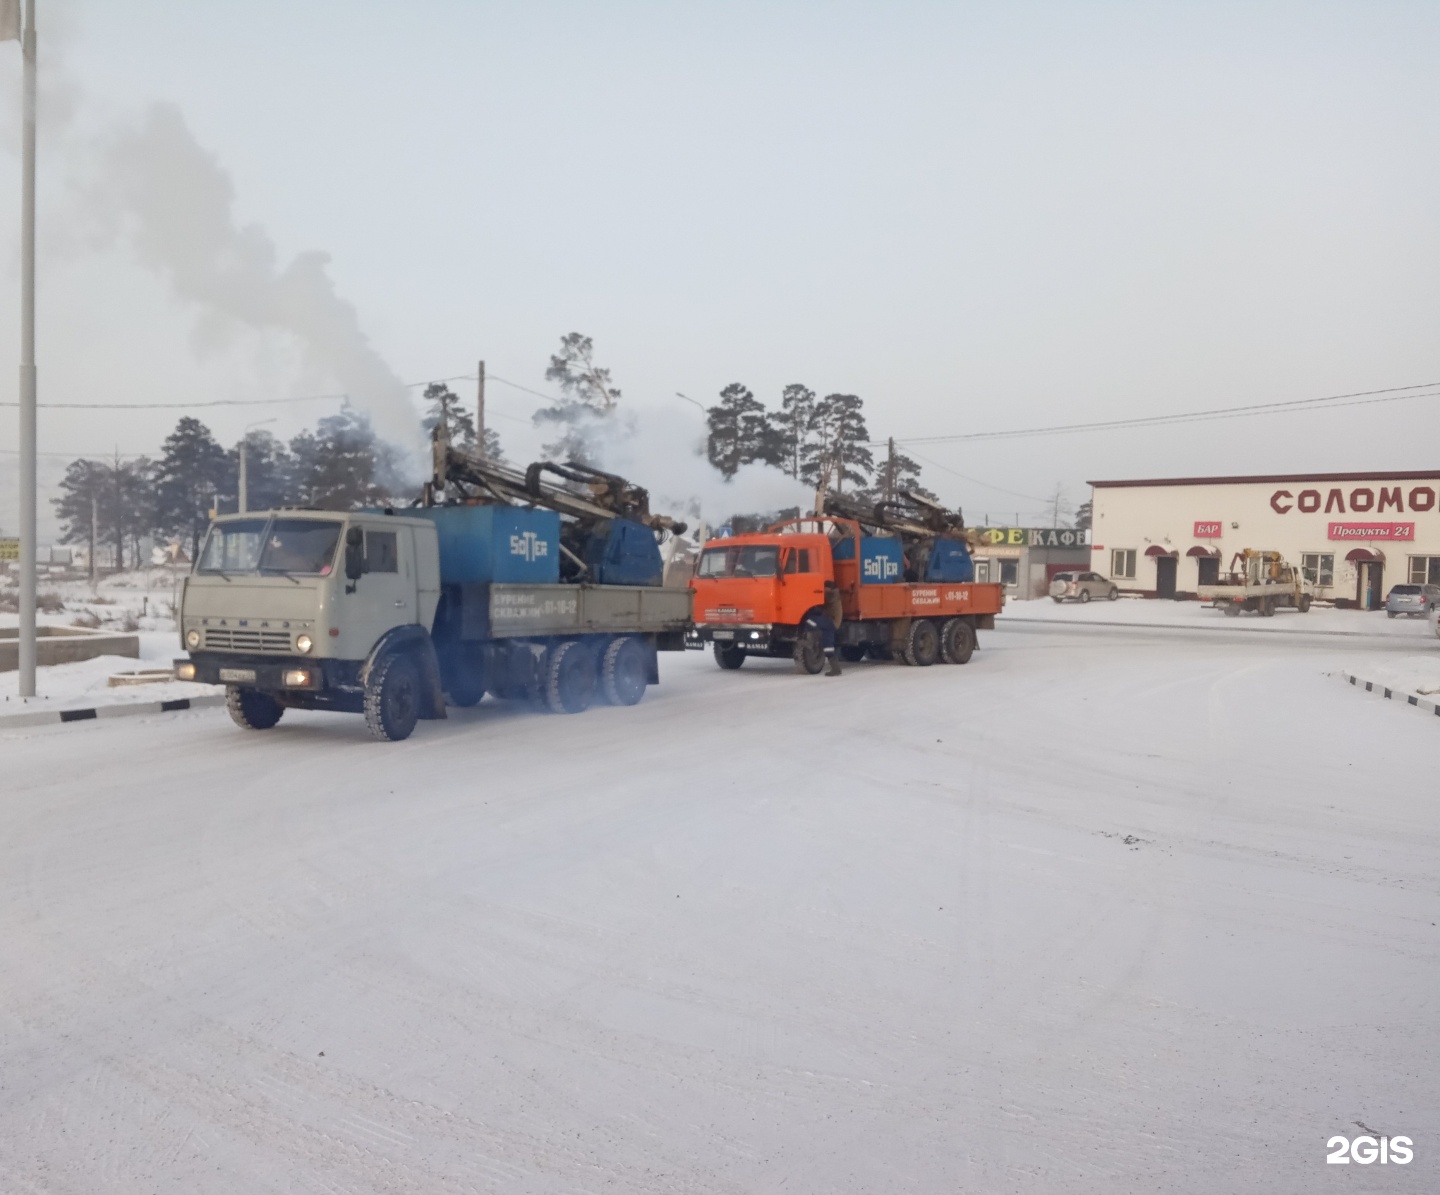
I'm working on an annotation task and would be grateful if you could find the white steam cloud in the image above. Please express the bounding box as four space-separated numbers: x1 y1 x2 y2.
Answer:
85 102 421 456
588 404 814 531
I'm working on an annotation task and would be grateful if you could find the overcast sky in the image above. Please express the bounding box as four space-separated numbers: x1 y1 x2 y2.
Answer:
1 0 1437 534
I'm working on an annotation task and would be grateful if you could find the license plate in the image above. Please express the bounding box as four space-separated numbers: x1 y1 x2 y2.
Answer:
712 630 735 640
219 668 256 683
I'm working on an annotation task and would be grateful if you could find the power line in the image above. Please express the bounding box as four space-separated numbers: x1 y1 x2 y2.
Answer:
901 447 1052 504
890 381 1440 445
0 372 484 410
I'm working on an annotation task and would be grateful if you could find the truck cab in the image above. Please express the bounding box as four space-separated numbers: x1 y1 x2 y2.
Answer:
175 509 446 737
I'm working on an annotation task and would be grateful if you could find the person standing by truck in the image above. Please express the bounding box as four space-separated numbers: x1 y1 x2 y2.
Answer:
802 580 846 676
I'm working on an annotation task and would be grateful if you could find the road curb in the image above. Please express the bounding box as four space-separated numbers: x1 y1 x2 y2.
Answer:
1342 673 1440 719
0 693 225 730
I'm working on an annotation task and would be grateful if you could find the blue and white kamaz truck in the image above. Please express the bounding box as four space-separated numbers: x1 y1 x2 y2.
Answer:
174 430 693 741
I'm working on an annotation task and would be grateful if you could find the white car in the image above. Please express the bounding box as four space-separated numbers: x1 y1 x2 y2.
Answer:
1050 571 1119 603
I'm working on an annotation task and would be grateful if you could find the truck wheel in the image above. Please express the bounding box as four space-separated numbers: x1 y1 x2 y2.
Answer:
713 642 746 670
901 618 940 667
226 685 283 730
602 636 649 706
364 650 421 742
1223 601 1240 616
544 639 597 714
793 627 825 674
1299 595 1312 613
839 644 867 663
940 618 976 664
1261 598 1276 617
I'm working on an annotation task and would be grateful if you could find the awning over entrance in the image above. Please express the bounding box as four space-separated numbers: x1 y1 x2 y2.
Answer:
1144 545 1177 557
1185 546 1219 558
1345 548 1385 563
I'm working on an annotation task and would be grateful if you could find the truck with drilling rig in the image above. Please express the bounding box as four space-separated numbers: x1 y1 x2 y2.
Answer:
173 426 693 740
690 490 1005 671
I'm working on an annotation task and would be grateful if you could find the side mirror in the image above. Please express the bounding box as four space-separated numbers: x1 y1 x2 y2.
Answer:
344 526 365 582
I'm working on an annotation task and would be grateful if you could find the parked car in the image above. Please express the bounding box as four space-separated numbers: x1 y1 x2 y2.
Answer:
1050 571 1119 603
1385 583 1440 618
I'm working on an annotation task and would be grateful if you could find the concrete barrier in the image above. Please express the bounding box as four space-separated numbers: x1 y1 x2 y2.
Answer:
0 626 140 672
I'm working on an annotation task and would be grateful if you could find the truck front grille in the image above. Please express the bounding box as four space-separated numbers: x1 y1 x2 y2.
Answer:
204 628 292 653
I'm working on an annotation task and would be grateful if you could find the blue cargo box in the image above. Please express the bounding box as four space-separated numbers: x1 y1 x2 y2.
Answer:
410 505 561 584
833 535 904 584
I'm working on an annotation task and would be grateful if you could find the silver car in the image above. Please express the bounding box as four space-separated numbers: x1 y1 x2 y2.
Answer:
1385 583 1440 618
1050 571 1119 603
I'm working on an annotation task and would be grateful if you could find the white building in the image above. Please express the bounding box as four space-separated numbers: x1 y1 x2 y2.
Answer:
1088 471 1440 608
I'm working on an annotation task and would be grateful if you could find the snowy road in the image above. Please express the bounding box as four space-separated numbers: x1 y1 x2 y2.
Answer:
2 621 1437 1192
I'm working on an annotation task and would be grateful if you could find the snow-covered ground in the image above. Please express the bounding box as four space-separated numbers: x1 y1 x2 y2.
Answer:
1003 592 1437 639
2 622 1436 1192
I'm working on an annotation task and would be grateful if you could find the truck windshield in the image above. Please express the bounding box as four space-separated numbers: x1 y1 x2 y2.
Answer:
259 519 342 575
197 519 267 573
698 545 779 578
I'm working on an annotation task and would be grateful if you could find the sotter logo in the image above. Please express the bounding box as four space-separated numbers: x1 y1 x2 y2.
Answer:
509 532 549 562
863 555 901 581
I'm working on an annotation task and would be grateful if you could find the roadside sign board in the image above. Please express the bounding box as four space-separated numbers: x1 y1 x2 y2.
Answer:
1193 521 1222 538
0 537 18 562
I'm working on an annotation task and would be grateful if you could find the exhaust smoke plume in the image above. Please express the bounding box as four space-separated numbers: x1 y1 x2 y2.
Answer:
586 404 813 531
85 102 422 458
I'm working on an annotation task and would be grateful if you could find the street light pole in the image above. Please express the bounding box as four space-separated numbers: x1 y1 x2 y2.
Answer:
16 0 37 697
238 417 277 513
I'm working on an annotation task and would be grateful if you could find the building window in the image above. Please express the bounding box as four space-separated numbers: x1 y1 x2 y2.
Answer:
1301 552 1335 588
1111 548 1136 579
1000 560 1018 586
1408 556 1440 584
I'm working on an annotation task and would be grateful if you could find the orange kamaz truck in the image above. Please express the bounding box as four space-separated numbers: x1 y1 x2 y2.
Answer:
690 492 1005 673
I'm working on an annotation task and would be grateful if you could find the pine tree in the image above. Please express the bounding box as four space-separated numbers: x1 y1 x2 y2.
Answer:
535 332 620 462
52 456 156 571
287 407 400 509
153 417 233 558
772 384 817 480
706 384 779 478
421 382 477 449
811 393 874 494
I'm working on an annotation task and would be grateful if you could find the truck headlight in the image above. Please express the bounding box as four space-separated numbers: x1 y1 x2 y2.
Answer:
283 669 312 688
174 662 196 681
185 629 201 649
295 633 313 654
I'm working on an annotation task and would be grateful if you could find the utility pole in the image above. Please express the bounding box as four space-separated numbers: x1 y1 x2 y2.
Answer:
885 437 896 504
476 359 486 455
15 0 37 696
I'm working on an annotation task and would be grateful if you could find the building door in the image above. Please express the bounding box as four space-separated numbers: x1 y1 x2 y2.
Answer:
1155 555 1178 599
1196 556 1220 586
1357 561 1383 610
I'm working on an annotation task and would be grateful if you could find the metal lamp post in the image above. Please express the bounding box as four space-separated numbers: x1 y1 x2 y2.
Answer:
238 418 277 513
